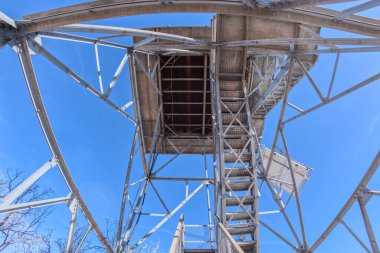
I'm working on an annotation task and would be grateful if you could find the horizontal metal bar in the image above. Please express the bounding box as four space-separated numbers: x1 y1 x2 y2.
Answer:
164 65 207 69
296 46 380 55
162 90 211 93
162 78 209 81
51 24 209 46
138 212 166 217
222 37 380 47
164 102 211 105
0 195 71 214
166 124 212 126
368 190 380 196
38 31 129 49
165 113 211 116
150 177 213 181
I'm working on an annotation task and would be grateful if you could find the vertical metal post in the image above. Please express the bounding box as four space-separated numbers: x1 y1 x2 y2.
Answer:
128 49 149 177
116 129 138 251
242 49 259 253
202 54 208 136
280 128 308 248
203 144 214 249
358 198 379 253
66 198 79 253
94 42 104 94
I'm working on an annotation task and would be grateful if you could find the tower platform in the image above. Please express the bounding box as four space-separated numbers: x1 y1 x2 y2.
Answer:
134 14 318 154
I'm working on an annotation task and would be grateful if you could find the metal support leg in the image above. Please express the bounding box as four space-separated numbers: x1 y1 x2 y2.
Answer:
16 36 113 252
358 198 379 253
66 198 79 253
280 128 308 248
116 130 138 251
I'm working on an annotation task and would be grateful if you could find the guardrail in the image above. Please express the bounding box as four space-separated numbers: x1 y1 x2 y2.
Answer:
170 214 185 253
216 223 244 253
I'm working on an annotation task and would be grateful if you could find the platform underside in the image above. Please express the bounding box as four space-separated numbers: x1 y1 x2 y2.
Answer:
135 14 319 154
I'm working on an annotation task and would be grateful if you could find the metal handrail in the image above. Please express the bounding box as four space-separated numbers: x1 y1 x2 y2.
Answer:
170 214 185 253
216 222 244 253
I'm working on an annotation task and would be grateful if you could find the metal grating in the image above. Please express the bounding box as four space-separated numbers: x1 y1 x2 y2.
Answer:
161 55 212 136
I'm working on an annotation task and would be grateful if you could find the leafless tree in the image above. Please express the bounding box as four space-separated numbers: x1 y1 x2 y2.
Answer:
54 219 119 252
0 169 52 252
0 169 161 253
55 225 104 253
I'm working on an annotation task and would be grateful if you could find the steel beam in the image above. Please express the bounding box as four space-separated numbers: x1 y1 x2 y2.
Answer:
0 158 57 209
251 60 290 114
283 71 380 124
94 42 104 94
268 0 353 10
26 38 135 124
105 51 129 98
358 198 379 253
130 181 207 250
339 219 371 253
222 37 380 48
311 152 380 251
51 24 209 46
116 130 138 252
336 0 380 19
0 195 71 214
0 11 17 28
38 31 129 49
280 128 308 248
260 220 298 251
296 46 380 55
66 198 79 253
16 37 113 253
22 2 380 37
74 226 92 253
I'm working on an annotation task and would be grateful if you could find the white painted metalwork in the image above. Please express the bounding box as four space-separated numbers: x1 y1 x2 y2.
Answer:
1 2 380 252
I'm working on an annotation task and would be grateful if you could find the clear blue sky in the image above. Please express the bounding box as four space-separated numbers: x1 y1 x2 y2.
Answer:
1 1 380 252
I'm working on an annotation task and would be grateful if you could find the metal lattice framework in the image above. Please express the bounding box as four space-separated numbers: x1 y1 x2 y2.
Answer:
0 1 380 252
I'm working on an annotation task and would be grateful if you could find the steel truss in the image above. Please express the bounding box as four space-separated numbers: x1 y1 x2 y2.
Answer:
0 2 380 252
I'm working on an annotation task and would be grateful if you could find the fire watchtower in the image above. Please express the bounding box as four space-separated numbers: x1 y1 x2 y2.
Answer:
0 1 380 253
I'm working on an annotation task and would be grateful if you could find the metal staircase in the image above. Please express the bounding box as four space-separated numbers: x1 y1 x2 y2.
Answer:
211 15 260 253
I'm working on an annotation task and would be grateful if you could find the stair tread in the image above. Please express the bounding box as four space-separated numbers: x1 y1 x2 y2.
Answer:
225 196 255 206
225 168 253 177
227 226 255 235
225 182 253 191
226 211 256 220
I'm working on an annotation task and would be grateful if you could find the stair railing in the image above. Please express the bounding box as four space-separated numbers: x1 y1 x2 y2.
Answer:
216 222 244 253
170 214 185 253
